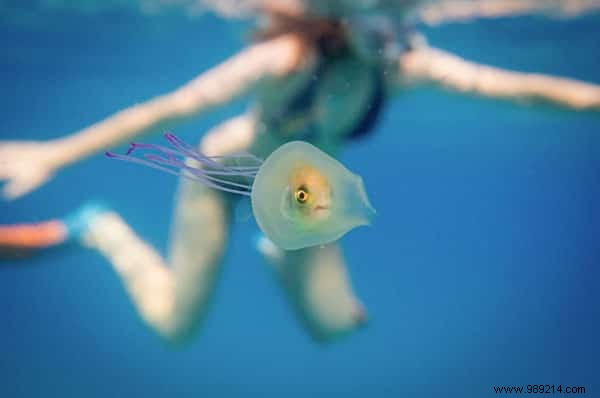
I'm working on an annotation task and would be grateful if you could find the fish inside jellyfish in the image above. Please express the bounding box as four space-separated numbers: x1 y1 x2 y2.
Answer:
106 133 376 250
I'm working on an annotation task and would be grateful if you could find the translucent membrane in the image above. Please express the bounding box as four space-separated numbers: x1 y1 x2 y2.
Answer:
251 141 376 250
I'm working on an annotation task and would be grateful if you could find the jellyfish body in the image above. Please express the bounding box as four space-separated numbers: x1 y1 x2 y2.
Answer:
251 141 375 250
107 134 375 250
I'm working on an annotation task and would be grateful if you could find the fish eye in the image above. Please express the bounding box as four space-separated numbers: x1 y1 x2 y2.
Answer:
294 185 310 204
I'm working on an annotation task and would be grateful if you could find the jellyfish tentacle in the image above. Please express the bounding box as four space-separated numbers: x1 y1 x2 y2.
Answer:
163 133 264 174
127 134 263 172
143 154 258 178
142 154 254 191
106 151 189 179
208 152 264 164
106 134 259 196
164 133 225 169
179 172 252 196
126 142 260 175
114 156 252 196
127 142 180 160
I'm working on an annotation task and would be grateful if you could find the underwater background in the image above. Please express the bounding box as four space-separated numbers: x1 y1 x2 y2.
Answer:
1 6 599 398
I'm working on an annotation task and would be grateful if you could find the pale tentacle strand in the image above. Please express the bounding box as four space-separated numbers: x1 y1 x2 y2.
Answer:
143 154 256 189
105 133 264 196
165 133 263 168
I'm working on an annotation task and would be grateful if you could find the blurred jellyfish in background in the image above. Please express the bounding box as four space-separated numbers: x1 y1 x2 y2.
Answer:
0 0 599 344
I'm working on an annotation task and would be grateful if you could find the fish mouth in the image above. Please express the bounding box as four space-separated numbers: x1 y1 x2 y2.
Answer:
313 204 331 220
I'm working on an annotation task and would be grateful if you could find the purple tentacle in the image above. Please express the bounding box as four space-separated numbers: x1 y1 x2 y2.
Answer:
105 133 262 197
106 151 252 196
143 154 254 190
127 142 179 160
164 133 224 169
164 133 264 169
106 151 186 179
143 154 257 177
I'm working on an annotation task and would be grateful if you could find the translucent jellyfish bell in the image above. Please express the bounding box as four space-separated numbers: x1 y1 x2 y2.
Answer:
251 141 375 250
107 134 375 250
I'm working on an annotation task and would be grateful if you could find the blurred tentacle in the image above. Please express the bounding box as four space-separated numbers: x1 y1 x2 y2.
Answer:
396 44 600 110
418 0 600 25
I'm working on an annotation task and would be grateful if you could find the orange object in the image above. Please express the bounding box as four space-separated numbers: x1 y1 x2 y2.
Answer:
0 220 67 249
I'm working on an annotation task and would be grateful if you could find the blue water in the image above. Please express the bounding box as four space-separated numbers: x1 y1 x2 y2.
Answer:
1 10 599 398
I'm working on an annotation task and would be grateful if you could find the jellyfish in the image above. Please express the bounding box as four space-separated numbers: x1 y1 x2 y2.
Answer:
106 133 375 250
